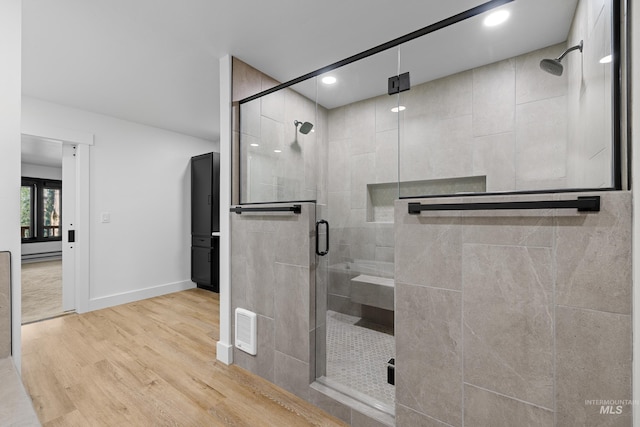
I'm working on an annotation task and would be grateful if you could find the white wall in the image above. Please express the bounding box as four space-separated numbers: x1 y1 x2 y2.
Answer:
22 96 218 310
21 163 62 180
0 0 21 368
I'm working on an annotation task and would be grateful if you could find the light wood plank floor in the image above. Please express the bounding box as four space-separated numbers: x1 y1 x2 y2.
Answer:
22 289 347 426
22 260 64 324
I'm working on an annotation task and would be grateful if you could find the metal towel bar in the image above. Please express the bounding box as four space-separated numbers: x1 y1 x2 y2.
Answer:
408 196 600 214
230 205 302 214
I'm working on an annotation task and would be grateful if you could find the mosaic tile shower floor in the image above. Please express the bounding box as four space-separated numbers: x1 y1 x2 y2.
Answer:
325 310 395 406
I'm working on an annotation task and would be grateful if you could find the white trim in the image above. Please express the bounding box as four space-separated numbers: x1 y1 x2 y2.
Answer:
217 54 233 365
62 144 77 311
75 144 90 313
88 280 196 312
22 123 94 146
216 342 234 364
5 0 22 373
21 134 92 315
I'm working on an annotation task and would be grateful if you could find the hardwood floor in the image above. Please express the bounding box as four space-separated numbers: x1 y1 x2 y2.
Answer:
22 289 347 426
22 260 64 324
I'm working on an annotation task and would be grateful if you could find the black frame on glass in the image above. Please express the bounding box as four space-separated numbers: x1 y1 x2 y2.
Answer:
236 0 625 205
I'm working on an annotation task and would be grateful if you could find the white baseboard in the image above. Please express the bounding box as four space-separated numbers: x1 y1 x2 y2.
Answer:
88 280 196 311
216 341 233 365
21 253 62 263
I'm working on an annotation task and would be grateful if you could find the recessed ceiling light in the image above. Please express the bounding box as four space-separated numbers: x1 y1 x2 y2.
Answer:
274 149 282 153
391 106 406 113
599 55 612 64
322 76 337 85
250 143 259 147
484 10 510 27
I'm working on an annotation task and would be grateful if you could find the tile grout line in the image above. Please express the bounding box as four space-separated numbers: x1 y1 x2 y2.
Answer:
461 225 465 427
395 280 462 294
552 213 558 427
513 55 517 192
398 403 457 427
462 242 554 250
464 382 554 413
555 303 632 317
515 93 568 108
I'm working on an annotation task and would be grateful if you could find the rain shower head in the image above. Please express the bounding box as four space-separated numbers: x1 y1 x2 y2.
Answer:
539 40 583 76
294 120 313 135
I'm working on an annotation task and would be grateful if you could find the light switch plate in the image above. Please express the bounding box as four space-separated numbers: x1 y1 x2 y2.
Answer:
101 212 111 223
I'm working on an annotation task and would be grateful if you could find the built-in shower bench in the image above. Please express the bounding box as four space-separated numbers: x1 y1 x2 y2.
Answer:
350 275 394 311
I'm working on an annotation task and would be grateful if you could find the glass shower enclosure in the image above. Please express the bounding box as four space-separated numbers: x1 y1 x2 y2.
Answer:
238 0 618 417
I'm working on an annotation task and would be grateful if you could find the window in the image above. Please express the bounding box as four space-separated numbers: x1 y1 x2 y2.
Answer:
21 177 62 242
20 185 34 238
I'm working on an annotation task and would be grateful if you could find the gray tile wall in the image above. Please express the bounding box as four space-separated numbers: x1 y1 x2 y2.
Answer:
230 202 393 426
0 252 10 358
231 203 316 399
232 59 394 426
322 40 591 202
326 93 396 318
325 42 583 318
566 0 613 188
239 81 328 205
394 43 571 193
394 191 632 426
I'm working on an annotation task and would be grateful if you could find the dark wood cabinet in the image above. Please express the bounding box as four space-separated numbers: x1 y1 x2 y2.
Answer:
191 244 219 287
191 152 220 292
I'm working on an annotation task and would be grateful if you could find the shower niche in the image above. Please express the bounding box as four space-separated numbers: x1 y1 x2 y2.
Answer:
235 0 620 422
366 176 487 222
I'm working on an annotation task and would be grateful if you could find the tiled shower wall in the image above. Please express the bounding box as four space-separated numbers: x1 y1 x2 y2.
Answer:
325 95 396 318
235 59 328 205
394 191 631 426
567 0 613 188
325 42 593 319
232 58 393 426
327 42 576 198
230 203 316 399
232 60 323 398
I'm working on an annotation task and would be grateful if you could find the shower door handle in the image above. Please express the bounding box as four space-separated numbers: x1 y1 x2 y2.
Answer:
316 220 329 256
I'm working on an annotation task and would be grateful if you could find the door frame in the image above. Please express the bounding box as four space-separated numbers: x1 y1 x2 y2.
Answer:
61 143 76 312
21 123 93 317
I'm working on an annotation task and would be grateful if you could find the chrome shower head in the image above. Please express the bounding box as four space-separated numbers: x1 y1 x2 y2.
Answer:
294 120 313 135
539 40 583 76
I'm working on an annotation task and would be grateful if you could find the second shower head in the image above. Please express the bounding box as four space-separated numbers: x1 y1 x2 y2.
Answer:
294 120 314 135
539 40 583 76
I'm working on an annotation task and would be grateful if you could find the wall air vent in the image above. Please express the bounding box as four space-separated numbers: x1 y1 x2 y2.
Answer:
235 308 257 355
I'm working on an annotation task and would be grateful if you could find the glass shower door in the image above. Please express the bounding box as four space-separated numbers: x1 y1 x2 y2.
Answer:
314 47 399 414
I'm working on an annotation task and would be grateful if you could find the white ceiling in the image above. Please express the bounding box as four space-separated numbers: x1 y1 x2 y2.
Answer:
22 0 579 142
21 135 62 168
